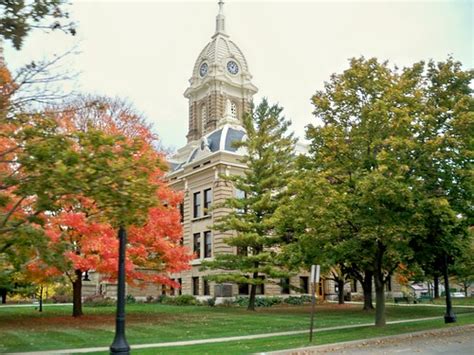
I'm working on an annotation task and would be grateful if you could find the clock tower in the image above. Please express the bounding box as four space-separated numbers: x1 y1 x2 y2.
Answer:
183 1 258 143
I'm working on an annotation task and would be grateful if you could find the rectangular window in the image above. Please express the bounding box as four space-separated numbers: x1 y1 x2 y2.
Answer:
280 278 290 294
192 277 199 296
178 278 182 295
204 188 212 215
317 280 323 296
238 282 249 295
170 280 175 296
161 284 166 295
203 279 210 295
386 276 392 291
204 231 212 258
193 233 201 259
300 276 309 294
235 188 247 214
179 203 184 223
193 191 201 218
351 279 357 293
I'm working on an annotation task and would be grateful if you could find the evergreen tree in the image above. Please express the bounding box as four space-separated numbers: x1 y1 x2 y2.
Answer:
201 99 297 311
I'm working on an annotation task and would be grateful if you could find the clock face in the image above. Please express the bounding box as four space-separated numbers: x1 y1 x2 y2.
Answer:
199 63 208 77
227 60 239 75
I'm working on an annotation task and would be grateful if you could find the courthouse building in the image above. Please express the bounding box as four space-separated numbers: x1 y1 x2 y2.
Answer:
165 1 318 299
86 2 400 301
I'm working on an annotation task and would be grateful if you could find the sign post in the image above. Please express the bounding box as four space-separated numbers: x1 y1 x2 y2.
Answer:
309 264 320 342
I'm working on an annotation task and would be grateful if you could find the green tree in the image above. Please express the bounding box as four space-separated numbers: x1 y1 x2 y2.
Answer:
275 159 376 309
300 58 425 326
201 99 297 311
409 59 473 304
452 235 474 297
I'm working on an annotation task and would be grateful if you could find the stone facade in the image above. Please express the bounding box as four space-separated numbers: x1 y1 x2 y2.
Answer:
85 2 406 302
166 2 316 300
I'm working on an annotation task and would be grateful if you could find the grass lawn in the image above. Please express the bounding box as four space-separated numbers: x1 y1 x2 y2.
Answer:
0 302 473 353
431 296 474 306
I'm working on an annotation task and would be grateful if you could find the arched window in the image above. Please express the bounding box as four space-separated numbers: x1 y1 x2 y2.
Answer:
201 105 207 125
230 101 237 120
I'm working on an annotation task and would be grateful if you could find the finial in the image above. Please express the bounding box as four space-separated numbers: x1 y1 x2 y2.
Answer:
215 0 226 35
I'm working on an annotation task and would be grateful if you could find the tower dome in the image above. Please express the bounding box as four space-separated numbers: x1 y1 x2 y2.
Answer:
191 35 250 81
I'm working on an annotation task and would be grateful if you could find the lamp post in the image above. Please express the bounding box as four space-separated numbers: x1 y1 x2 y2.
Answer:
309 265 320 342
443 253 456 324
110 226 130 354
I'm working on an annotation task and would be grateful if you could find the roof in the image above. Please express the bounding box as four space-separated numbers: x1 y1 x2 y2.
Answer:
192 34 249 79
172 124 246 171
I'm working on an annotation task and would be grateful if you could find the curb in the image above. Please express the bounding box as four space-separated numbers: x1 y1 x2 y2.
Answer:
259 323 474 354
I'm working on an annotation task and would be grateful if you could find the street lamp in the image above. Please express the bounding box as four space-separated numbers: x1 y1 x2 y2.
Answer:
110 226 131 354
443 253 456 324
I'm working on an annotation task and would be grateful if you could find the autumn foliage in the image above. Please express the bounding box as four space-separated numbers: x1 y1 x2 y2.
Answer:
38 96 192 303
1 65 191 314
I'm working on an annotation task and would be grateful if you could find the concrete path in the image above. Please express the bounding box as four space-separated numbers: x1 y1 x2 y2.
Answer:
262 324 474 354
0 303 73 308
328 300 474 309
8 315 466 355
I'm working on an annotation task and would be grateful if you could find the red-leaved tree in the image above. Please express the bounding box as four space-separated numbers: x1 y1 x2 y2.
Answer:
34 96 191 317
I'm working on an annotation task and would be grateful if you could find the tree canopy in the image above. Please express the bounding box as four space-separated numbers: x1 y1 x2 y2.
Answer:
202 99 297 310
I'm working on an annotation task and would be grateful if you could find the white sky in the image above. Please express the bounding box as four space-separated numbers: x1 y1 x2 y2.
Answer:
4 0 473 151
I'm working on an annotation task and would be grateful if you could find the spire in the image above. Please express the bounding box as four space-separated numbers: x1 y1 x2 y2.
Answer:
215 0 226 36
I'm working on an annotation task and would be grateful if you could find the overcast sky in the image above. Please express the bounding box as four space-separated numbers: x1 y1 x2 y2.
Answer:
4 0 473 151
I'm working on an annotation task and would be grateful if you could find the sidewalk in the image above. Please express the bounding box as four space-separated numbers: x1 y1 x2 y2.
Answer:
9 315 463 355
261 324 474 355
328 300 474 308
0 303 73 308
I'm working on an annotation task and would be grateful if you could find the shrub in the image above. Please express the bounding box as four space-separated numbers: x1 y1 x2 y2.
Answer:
83 295 115 307
173 295 197 305
156 295 169 304
256 296 282 307
233 296 282 308
51 294 73 304
159 295 197 306
284 295 312 305
206 297 216 307
233 296 249 307
126 294 136 304
146 295 154 303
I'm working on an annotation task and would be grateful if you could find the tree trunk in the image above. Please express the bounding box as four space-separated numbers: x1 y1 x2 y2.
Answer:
247 271 259 311
72 269 83 317
337 278 345 304
0 288 7 304
434 276 440 299
374 242 386 327
39 285 43 312
362 270 374 310
464 282 468 297
374 273 386 327
248 284 257 311
443 254 456 323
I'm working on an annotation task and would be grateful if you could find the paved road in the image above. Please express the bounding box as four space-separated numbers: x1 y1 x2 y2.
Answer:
267 325 474 355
